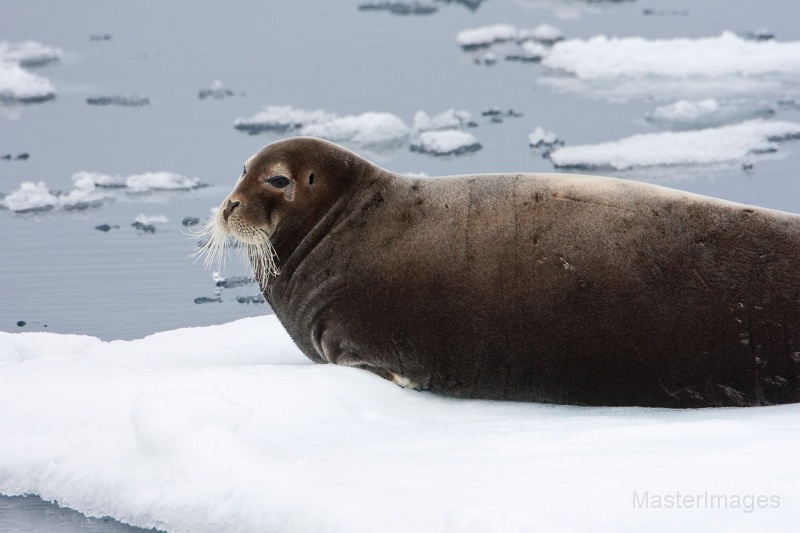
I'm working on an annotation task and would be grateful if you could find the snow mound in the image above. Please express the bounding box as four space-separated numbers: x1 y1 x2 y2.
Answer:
540 31 800 100
410 130 482 156
644 99 775 131
517 23 563 45
0 181 58 212
235 106 410 148
0 40 63 67
1 316 798 532
548 119 800 170
413 108 473 131
0 62 56 103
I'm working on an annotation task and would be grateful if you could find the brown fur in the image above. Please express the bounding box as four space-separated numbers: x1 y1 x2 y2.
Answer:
213 137 800 407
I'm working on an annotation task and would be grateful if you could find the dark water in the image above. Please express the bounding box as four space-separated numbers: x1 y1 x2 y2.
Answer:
2 0 800 530
0 495 163 533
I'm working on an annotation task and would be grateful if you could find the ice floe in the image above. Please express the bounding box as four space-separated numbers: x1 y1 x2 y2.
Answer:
1 316 798 532
644 99 776 131
1 172 204 214
0 40 63 67
301 112 410 148
457 23 563 49
548 119 800 170
86 95 150 107
198 79 238 100
358 2 438 15
528 126 563 148
516 0 636 20
0 181 59 213
0 62 56 103
0 40 61 104
539 31 800 101
410 130 482 156
234 105 337 134
235 106 410 149
413 109 474 131
457 24 518 49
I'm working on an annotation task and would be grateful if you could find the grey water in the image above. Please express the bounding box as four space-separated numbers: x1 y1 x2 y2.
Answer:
1 0 799 530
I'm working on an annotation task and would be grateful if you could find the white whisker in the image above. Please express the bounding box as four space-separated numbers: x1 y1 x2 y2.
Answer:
188 214 278 290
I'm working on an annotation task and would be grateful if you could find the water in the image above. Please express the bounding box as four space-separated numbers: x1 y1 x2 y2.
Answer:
2 0 799 530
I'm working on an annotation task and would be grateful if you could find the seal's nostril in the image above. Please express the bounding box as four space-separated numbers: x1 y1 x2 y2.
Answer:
223 199 240 221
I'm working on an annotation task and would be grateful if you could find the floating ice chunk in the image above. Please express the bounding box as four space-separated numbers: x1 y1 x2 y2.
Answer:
0 40 63 67
134 214 169 224
540 31 800 100
125 172 202 191
414 109 473 131
506 40 548 62
358 2 439 15
199 79 236 100
301 112 410 147
233 105 336 134
410 130 482 156
59 174 108 210
516 0 636 19
86 95 150 107
457 24 517 49
0 62 56 103
517 23 563 45
0 181 59 212
645 99 775 130
528 127 563 148
548 119 800 170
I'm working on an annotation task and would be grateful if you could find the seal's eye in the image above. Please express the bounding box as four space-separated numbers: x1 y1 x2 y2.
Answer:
241 166 246 177
266 175 290 188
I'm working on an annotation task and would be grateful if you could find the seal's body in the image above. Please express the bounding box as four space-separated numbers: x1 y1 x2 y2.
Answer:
204 137 800 407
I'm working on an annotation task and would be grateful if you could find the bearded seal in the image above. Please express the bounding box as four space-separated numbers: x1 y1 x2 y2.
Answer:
196 137 800 408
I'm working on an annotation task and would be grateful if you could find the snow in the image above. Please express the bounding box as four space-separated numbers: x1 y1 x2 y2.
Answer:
540 31 800 100
410 130 482 156
548 119 800 170
644 99 775 131
0 40 63 67
235 106 410 148
1 316 799 532
0 181 58 212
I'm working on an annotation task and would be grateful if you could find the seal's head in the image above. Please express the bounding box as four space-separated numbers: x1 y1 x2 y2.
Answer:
193 137 364 287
